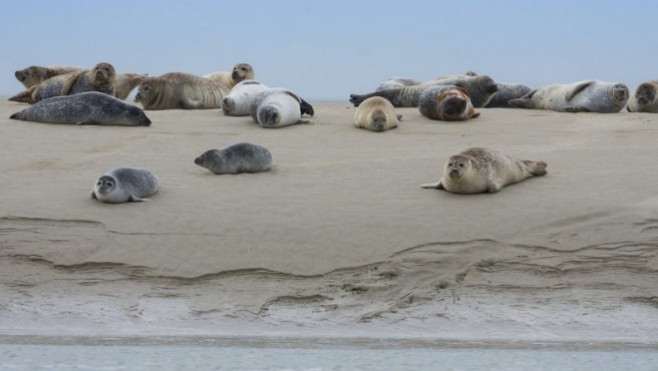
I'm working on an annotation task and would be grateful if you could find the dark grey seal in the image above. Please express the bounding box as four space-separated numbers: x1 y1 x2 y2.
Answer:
194 142 273 174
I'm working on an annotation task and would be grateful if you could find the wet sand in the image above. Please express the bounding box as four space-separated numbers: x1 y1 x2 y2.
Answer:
1 100 657 343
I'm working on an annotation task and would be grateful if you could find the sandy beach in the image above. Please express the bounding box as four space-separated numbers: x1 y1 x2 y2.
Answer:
1 100 658 343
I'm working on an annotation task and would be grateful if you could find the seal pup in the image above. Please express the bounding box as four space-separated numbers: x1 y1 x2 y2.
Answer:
354 96 400 132
91 167 159 203
221 80 270 116
9 92 151 126
485 82 533 108
250 88 314 128
350 75 498 108
418 85 479 121
375 77 422 92
508 80 629 113
9 62 116 104
204 63 255 91
420 147 547 194
134 72 229 110
114 73 149 100
626 81 658 113
14 65 83 88
194 142 273 174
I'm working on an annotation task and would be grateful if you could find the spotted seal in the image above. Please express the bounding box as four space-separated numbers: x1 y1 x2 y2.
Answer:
9 91 151 126
9 62 116 104
91 167 159 203
626 81 658 113
14 65 83 88
350 75 498 108
204 63 255 91
194 142 273 174
221 80 270 116
250 88 314 128
354 96 400 131
420 147 547 194
134 72 229 110
508 80 629 113
418 85 479 121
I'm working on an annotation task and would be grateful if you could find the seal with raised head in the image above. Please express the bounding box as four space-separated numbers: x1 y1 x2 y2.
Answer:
626 81 658 113
194 142 273 174
250 88 314 128
508 80 629 113
134 72 229 110
9 91 151 126
221 80 270 116
9 62 116 104
350 75 498 108
91 167 159 203
354 96 400 132
420 147 547 194
418 85 480 121
375 77 422 92
14 65 83 88
204 63 255 91
114 73 149 100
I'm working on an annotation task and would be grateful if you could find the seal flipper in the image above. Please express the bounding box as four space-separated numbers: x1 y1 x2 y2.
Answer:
128 195 149 202
565 81 593 102
91 191 98 200
349 92 377 107
8 86 36 103
60 70 87 96
300 99 314 116
507 89 537 109
420 181 443 189
563 106 591 113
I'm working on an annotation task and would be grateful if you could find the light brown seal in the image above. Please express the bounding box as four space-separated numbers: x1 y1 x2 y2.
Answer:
418 85 479 121
14 65 83 88
114 73 149 100
134 72 229 110
626 81 658 113
354 96 400 131
421 147 547 194
204 63 255 90
9 63 116 104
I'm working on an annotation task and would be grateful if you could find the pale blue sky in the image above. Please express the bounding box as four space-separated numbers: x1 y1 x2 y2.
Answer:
1 0 656 101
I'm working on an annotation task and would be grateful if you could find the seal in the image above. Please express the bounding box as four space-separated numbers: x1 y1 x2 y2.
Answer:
221 80 270 116
350 75 498 108
375 77 422 92
14 65 83 88
204 63 255 90
114 73 149 100
134 72 229 110
9 91 151 126
250 88 314 128
485 82 533 108
91 167 159 203
508 80 629 113
354 96 400 132
418 85 480 121
194 142 273 174
626 81 658 113
9 62 116 104
420 147 547 194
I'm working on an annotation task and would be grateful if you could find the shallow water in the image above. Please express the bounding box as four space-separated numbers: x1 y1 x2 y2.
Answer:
2 337 658 371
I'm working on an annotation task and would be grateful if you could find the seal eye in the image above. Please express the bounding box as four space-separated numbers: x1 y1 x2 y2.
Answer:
458 163 464 168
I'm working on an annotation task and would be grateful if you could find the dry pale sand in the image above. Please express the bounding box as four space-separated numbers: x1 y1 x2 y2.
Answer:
1 100 658 342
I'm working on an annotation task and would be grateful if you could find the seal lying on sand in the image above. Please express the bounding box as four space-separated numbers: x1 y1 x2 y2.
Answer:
418 85 479 121
350 75 498 108
91 167 159 203
375 77 422 92
134 72 229 110
194 142 273 174
9 92 151 126
9 63 116 104
221 80 270 116
354 96 400 131
204 63 255 91
14 65 83 88
485 82 533 108
250 88 314 128
626 81 658 113
114 73 149 100
508 80 629 113
420 147 547 194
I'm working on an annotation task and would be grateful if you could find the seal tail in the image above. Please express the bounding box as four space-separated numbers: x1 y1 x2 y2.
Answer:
349 93 375 107
525 160 547 176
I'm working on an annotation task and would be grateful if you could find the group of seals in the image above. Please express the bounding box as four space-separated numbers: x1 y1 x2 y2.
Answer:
92 167 159 203
195 142 273 174
421 147 547 194
204 63 255 91
134 72 229 110
9 62 116 104
354 96 400 132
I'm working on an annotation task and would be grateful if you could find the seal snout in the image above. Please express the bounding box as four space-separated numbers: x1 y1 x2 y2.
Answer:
15 71 25 81
444 96 467 116
194 156 203 165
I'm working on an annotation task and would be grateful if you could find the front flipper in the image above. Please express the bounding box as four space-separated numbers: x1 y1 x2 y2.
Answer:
565 81 593 102
563 106 591 113
486 181 503 193
507 89 537 109
91 191 97 200
420 181 444 190
129 195 150 202
61 71 86 96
